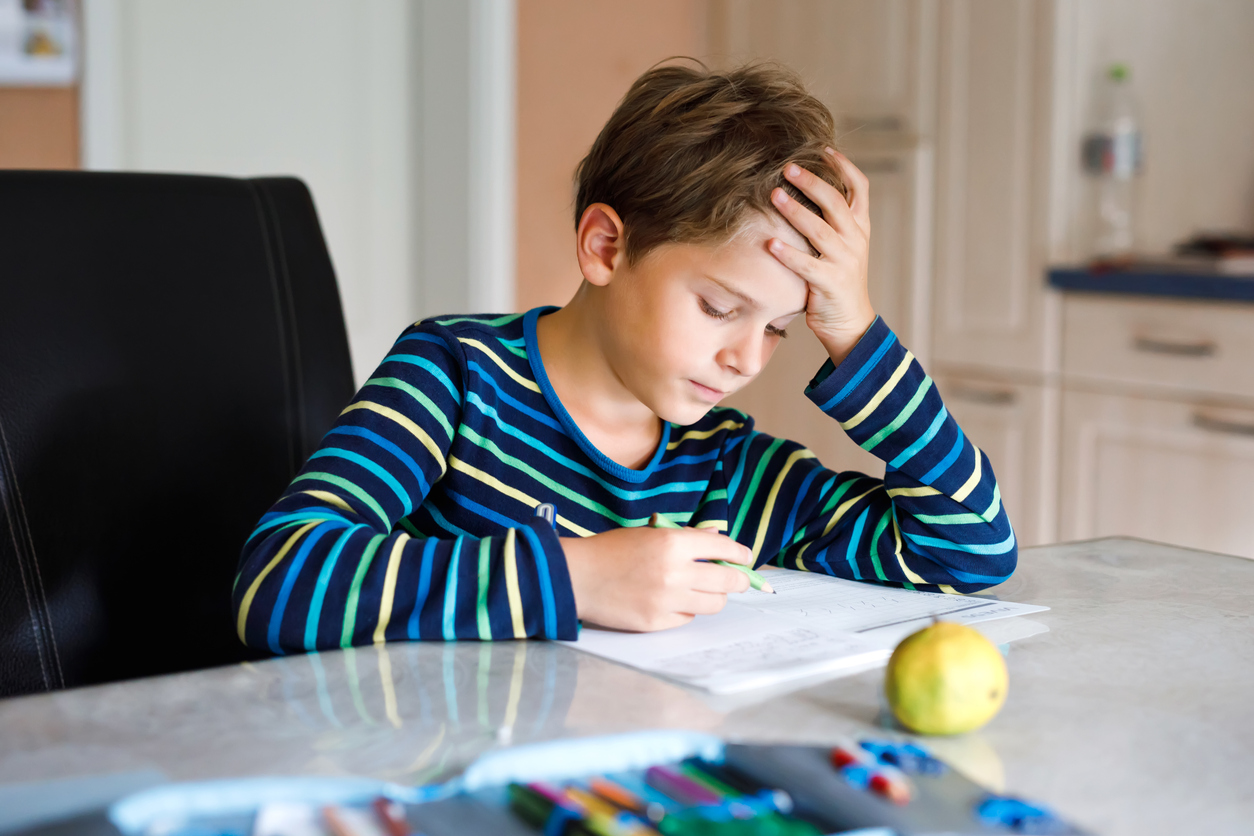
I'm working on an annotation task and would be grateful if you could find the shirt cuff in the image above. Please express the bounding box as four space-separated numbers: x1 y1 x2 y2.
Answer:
805 316 903 421
523 517 580 640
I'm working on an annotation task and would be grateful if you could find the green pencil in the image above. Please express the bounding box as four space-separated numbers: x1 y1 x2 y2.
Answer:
648 513 775 593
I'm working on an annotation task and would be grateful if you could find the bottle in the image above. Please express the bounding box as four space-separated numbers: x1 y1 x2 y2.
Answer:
1082 63 1143 261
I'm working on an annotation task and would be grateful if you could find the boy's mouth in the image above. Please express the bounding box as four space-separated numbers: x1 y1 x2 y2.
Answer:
688 380 727 402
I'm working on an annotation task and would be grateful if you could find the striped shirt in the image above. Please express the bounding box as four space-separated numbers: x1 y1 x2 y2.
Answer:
233 308 1016 652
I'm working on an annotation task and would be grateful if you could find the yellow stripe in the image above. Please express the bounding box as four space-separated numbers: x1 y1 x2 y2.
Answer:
822 486 880 537
299 489 355 514
236 521 320 642
448 456 596 537
795 485 879 569
667 419 744 449
341 401 446 475
751 448 815 558
376 644 402 728
953 448 983 502
694 519 727 530
891 514 927 584
373 533 410 643
887 485 942 498
503 642 527 729
460 338 541 393
503 528 526 638
840 352 915 430
939 584 961 594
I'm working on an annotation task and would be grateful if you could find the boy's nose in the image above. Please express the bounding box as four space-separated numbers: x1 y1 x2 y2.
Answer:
718 331 766 379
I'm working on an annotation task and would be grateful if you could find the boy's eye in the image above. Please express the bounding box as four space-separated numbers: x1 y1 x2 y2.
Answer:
699 298 731 320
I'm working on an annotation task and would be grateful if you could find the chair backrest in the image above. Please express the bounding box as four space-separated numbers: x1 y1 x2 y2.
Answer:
0 172 355 696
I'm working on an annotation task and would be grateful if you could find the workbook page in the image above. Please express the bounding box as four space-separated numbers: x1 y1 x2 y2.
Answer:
564 569 1047 694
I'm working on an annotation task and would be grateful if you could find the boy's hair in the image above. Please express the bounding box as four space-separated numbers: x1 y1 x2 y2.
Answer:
574 61 846 264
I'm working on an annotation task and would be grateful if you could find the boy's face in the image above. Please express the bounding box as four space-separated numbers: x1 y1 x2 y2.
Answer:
601 212 810 426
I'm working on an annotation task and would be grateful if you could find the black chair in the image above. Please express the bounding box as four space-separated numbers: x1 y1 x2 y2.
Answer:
0 171 355 697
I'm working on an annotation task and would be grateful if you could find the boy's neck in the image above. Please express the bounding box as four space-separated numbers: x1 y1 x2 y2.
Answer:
535 290 664 471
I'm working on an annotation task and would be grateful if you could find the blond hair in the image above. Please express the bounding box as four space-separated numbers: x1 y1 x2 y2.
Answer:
574 61 845 263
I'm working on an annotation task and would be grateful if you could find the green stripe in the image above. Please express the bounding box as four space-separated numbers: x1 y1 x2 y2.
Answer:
398 516 422 537
498 340 527 359
914 511 988 525
730 437 785 540
340 533 386 647
457 426 654 527
476 538 493 640
982 484 1002 522
862 377 934 452
363 376 455 439
433 312 524 327
704 489 728 502
293 472 389 528
869 509 892 581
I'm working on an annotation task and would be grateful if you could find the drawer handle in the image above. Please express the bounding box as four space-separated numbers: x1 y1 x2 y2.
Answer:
1132 336 1217 357
1192 412 1254 438
948 386 1017 406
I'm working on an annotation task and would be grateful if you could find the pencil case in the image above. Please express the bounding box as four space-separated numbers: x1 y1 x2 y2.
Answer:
48 730 1085 836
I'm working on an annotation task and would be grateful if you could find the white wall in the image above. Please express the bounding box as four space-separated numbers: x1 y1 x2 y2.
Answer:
1052 0 1254 261
80 0 515 385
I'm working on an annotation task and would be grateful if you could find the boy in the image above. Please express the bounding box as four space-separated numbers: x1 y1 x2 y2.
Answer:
233 63 1015 653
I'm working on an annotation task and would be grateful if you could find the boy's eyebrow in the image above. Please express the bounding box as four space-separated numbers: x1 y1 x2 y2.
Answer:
705 275 806 317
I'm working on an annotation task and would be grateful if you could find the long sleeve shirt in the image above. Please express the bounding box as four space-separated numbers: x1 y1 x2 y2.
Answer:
233 308 1016 653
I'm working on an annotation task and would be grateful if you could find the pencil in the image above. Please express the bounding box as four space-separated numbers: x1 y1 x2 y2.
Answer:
648 513 775 593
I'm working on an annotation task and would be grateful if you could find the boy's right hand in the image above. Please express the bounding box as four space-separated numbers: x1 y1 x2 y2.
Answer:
561 526 753 632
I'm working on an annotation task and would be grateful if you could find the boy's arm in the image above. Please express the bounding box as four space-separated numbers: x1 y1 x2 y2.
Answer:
232 322 577 653
726 316 1016 592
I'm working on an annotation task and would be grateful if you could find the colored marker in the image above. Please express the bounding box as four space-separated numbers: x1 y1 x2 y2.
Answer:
588 776 667 824
648 513 775 593
645 765 723 806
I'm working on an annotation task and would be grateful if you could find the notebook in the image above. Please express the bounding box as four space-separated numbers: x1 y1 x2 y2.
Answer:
561 569 1048 694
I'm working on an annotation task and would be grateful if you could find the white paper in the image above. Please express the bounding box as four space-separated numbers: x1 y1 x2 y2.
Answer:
563 569 1048 694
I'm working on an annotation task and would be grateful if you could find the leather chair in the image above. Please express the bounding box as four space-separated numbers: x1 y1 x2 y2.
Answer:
0 172 355 697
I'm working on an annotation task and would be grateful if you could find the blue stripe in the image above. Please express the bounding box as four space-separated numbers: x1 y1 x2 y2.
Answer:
725 431 759 503
465 391 705 500
656 450 723 470
468 361 564 433
304 526 359 649
818 327 898 411
268 523 335 654
247 512 345 545
407 538 438 639
844 507 871 580
421 503 474 538
310 448 412 516
780 465 823 549
442 536 463 640
921 426 965 485
328 426 431 496
889 406 949 469
519 524 558 638
380 352 461 403
904 529 1017 555
446 488 522 531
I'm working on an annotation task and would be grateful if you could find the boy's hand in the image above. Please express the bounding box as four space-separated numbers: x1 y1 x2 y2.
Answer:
561 526 753 632
768 148 877 365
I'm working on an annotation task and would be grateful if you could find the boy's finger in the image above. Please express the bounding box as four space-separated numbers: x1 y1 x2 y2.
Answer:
677 528 754 565
782 162 859 236
767 237 824 285
677 590 731 616
825 148 871 232
771 187 838 254
689 562 752 595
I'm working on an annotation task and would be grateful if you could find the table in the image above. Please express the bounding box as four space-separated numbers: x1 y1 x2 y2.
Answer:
1 537 1251 835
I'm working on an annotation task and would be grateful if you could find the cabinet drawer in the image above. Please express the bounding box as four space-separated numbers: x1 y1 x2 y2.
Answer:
1062 295 1254 400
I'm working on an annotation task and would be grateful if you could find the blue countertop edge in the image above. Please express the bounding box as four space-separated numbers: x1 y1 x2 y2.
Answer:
1047 267 1254 303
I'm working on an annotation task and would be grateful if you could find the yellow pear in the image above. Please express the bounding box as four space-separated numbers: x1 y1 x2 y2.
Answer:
885 621 1008 735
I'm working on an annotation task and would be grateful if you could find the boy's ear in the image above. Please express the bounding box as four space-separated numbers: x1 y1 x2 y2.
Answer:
576 203 626 286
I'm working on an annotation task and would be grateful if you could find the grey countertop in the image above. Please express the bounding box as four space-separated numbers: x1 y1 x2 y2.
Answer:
1 537 1251 835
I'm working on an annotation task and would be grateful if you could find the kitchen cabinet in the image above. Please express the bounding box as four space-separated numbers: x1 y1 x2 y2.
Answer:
1058 388 1254 559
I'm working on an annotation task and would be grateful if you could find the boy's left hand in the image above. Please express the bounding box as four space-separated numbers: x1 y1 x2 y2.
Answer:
768 148 877 366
